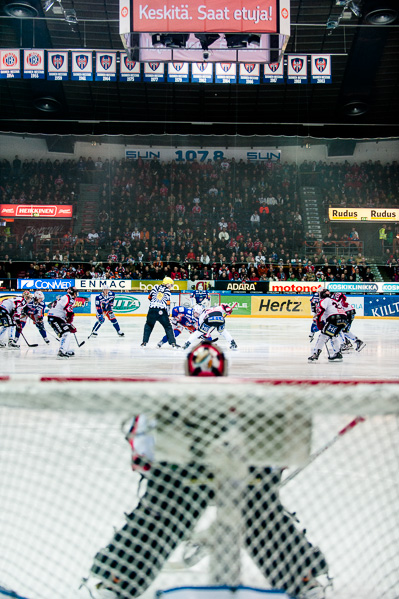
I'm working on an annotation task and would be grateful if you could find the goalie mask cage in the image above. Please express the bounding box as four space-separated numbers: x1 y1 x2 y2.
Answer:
0 380 398 599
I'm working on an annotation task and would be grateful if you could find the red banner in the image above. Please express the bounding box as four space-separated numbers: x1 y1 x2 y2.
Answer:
0 205 73 218
132 0 284 33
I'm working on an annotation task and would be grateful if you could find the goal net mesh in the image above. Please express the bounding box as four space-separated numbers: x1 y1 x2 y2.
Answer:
0 381 398 599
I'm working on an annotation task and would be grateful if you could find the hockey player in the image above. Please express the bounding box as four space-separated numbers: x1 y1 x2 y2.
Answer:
157 305 200 348
47 286 79 359
0 291 32 349
189 285 211 309
91 287 124 338
308 289 347 362
141 277 178 348
183 303 238 351
84 411 329 599
331 292 366 353
309 287 322 343
11 290 50 348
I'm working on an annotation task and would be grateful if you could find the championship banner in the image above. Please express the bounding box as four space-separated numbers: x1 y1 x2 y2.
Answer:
95 52 117 81
215 63 236 84
143 61 165 81
23 49 45 79
47 51 69 80
311 55 331 84
119 54 141 81
0 49 21 79
71 51 93 81
191 62 213 83
287 54 307 84
167 62 189 83
239 63 260 84
0 205 73 219
328 207 398 221
264 61 284 83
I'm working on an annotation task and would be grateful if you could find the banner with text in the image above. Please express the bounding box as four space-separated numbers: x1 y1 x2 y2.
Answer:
0 204 73 219
328 207 398 222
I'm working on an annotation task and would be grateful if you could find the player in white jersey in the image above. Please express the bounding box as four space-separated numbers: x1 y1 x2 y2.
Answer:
308 289 348 362
182 303 238 351
331 292 366 353
0 291 31 349
47 286 78 359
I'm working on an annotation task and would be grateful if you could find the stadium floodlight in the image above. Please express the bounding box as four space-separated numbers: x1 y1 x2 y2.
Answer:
151 34 189 49
43 0 55 11
64 8 78 24
225 34 261 48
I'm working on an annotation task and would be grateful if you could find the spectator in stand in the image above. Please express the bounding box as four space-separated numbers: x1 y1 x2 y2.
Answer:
348 227 361 249
250 211 260 229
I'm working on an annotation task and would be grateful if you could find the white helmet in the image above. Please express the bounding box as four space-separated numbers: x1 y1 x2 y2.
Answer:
193 304 204 318
34 290 45 303
102 286 110 296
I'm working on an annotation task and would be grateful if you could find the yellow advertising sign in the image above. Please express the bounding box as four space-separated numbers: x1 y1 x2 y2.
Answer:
329 208 398 222
252 296 312 317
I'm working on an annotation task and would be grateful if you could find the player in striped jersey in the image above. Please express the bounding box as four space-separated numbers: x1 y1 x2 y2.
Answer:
308 289 347 362
182 303 238 351
141 277 178 348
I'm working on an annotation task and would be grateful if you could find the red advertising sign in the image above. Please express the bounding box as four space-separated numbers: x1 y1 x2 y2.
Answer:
131 0 286 33
0 205 73 218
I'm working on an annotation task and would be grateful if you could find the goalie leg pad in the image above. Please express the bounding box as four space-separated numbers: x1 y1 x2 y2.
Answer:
90 465 211 597
244 468 328 597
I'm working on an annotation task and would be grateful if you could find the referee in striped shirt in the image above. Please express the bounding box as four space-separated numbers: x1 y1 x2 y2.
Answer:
141 277 178 347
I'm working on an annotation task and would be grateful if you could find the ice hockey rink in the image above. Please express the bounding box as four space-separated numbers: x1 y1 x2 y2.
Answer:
1 316 398 599
0 315 398 381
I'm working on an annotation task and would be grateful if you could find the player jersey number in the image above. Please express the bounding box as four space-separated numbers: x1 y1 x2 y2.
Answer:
156 292 165 301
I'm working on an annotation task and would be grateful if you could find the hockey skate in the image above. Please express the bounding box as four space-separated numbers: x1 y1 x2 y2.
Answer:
308 349 321 361
117 331 125 337
140 342 147 347
230 340 238 350
57 350 70 359
328 352 343 362
355 339 366 352
67 350 75 356
44 338 50 344
8 339 20 350
183 341 190 350
172 343 180 349
0 340 6 348
157 341 164 348
91 331 98 337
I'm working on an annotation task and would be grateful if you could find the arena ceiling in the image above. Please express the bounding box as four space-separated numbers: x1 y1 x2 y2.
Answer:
0 0 398 140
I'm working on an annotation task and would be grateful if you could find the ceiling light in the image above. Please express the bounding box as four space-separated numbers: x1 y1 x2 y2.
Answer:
33 97 62 113
364 8 398 24
349 1 362 17
343 101 368 116
43 0 55 11
4 1 38 17
64 8 78 24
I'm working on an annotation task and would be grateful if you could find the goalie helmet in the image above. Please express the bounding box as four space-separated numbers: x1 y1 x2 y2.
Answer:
221 303 233 315
33 290 45 303
186 341 227 377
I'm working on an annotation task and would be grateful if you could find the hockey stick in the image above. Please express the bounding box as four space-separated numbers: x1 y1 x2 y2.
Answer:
19 331 38 348
279 416 366 488
74 333 85 348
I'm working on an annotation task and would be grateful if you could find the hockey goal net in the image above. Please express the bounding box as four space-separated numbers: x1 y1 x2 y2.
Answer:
179 291 221 308
0 380 398 599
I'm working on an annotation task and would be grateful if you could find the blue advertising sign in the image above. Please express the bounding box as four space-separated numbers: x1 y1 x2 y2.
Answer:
17 279 75 291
